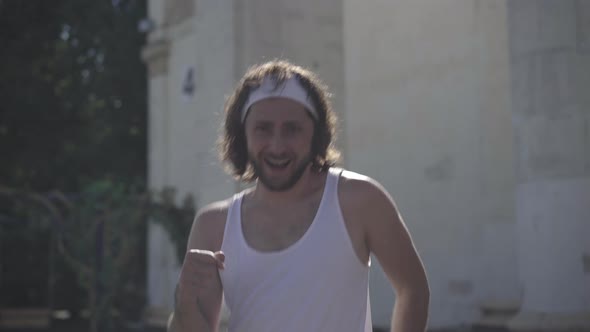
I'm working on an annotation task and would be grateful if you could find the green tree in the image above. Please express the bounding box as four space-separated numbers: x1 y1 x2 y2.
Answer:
0 0 147 192
0 2 150 329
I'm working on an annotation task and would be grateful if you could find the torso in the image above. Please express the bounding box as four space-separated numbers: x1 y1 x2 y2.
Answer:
206 168 371 265
217 168 373 332
240 171 326 253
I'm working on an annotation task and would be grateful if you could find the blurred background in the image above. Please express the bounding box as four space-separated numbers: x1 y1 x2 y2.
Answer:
1 0 589 331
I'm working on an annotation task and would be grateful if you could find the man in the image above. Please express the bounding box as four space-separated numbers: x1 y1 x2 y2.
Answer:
169 60 429 332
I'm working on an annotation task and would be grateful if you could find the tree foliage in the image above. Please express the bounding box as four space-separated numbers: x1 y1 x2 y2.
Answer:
0 1 151 328
0 182 195 331
0 0 147 192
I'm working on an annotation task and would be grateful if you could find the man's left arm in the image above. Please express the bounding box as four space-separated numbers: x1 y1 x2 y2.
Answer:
362 180 430 332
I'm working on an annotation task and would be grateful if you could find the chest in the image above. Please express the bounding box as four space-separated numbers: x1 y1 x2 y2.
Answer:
241 198 321 252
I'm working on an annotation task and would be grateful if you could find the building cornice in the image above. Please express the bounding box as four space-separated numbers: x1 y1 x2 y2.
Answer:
141 38 170 78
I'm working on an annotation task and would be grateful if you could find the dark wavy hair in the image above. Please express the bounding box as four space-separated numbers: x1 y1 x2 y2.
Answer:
218 60 341 182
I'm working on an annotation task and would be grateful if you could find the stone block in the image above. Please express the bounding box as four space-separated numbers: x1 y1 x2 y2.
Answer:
512 51 576 118
509 0 576 57
516 113 587 181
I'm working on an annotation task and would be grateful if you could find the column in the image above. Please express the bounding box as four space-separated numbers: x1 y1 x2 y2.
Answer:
141 37 178 328
508 1 590 330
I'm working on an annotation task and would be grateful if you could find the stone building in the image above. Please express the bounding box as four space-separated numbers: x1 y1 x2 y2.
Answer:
141 0 590 330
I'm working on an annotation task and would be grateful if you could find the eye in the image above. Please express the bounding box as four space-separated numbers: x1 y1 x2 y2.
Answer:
283 123 302 136
284 123 301 135
254 124 271 133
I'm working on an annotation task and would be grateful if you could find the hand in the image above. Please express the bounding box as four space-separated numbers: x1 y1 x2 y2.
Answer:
176 249 225 310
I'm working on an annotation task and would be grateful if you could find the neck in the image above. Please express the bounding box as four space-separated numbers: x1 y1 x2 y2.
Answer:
252 166 323 205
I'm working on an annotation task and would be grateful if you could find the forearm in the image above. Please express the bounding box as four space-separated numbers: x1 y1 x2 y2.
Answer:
169 285 217 332
168 306 214 332
390 287 430 332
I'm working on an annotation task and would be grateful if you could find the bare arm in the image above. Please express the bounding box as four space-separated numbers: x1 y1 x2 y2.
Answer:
168 296 213 332
357 179 430 332
168 202 227 332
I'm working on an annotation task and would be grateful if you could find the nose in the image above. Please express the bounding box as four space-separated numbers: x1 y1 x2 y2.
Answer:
268 132 287 155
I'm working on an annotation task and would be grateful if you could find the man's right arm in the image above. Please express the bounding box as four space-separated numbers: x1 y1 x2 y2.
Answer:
168 297 213 332
167 202 228 332
168 283 216 332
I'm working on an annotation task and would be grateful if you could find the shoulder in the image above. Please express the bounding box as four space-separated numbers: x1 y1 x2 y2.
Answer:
334 169 401 262
338 169 393 207
337 169 400 226
187 197 233 251
196 198 232 225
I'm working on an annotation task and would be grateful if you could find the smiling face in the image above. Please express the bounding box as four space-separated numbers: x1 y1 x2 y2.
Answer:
244 97 315 192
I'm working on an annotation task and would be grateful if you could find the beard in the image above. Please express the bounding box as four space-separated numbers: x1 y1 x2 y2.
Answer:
249 152 312 192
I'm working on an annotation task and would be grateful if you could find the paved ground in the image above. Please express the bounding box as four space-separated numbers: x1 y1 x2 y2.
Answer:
1 318 508 332
0 318 164 332
0 324 487 332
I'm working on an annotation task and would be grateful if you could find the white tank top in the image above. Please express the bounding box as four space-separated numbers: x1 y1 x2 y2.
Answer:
219 167 372 332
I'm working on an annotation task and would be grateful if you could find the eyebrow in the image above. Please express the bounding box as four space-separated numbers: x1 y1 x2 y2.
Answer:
251 119 303 125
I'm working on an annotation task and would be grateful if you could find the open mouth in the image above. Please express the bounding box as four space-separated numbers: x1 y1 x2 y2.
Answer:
264 158 291 170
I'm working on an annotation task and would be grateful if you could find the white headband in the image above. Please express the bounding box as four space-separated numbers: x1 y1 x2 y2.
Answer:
241 76 318 123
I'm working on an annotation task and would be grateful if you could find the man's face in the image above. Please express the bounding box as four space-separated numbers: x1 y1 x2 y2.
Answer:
244 97 315 192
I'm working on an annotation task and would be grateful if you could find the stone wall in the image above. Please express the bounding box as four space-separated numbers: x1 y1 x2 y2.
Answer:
344 0 517 327
142 0 588 329
508 0 590 330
